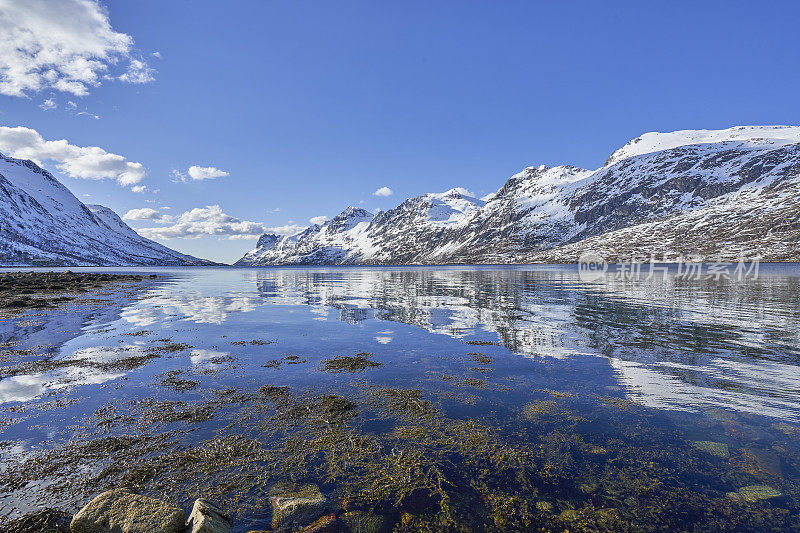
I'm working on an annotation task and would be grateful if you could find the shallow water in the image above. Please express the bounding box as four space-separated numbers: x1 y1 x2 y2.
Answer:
2 265 800 531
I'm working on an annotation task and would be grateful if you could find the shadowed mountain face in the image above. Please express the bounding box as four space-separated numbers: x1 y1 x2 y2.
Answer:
0 153 213 266
238 126 800 265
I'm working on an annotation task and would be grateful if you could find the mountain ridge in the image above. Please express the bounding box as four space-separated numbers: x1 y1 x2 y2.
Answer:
237 125 800 265
0 152 215 266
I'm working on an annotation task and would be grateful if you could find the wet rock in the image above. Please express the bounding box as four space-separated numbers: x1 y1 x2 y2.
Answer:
70 489 185 533
341 510 392 533
186 499 231 533
690 440 730 458
269 483 328 531
301 513 338 532
726 485 783 502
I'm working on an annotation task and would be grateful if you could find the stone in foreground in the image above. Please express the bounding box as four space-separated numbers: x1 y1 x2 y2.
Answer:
269 483 328 531
70 489 185 533
186 499 231 533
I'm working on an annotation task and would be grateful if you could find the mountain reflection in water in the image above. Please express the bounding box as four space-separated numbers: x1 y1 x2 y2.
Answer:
245 267 800 420
3 265 800 529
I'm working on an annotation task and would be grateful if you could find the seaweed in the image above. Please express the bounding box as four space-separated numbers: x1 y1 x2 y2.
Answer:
321 353 382 373
158 370 200 392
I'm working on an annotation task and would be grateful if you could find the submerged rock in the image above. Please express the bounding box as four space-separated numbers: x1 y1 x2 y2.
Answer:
70 489 185 533
690 440 730 458
186 499 231 533
341 510 392 533
269 483 328 531
741 447 783 478
726 485 783 502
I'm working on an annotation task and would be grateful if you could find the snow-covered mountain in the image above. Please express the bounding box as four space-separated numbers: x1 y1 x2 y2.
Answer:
238 125 800 265
0 152 212 266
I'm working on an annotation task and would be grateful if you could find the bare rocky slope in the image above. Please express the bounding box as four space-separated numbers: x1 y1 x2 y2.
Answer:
238 126 800 265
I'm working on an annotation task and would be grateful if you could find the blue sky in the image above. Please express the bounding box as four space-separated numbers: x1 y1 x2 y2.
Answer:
0 0 798 263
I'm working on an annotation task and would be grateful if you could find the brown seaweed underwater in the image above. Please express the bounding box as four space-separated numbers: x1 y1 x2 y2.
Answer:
1 268 800 532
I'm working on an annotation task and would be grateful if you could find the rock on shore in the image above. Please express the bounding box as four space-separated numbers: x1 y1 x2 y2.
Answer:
70 489 185 533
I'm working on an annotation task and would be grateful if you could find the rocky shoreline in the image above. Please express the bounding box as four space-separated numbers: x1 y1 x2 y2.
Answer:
6 484 393 533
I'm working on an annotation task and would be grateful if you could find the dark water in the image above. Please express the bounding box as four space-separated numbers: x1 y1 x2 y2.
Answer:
2 266 800 531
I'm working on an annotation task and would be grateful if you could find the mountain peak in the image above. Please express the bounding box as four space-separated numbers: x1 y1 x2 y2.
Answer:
605 125 800 166
430 187 478 201
256 233 281 250
0 160 213 266
237 125 800 266
334 206 373 220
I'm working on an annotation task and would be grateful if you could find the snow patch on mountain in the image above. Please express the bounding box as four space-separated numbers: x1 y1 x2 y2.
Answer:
0 152 212 266
237 125 800 266
605 125 800 166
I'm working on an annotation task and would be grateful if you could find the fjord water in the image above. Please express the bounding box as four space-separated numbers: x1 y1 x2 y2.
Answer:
2 265 800 531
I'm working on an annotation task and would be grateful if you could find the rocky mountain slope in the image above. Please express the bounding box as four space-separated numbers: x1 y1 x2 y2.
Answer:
0 152 212 266
238 126 800 265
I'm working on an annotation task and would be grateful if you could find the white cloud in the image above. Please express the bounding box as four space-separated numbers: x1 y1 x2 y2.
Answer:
170 169 187 182
123 207 168 222
264 224 305 236
137 205 267 240
118 58 154 84
39 98 57 111
188 165 229 181
171 166 229 183
309 215 329 225
373 186 393 197
63 99 100 119
0 125 146 186
152 51 162 59
130 185 147 193
0 0 154 97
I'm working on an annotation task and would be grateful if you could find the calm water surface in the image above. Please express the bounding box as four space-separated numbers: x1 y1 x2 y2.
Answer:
2 265 800 531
